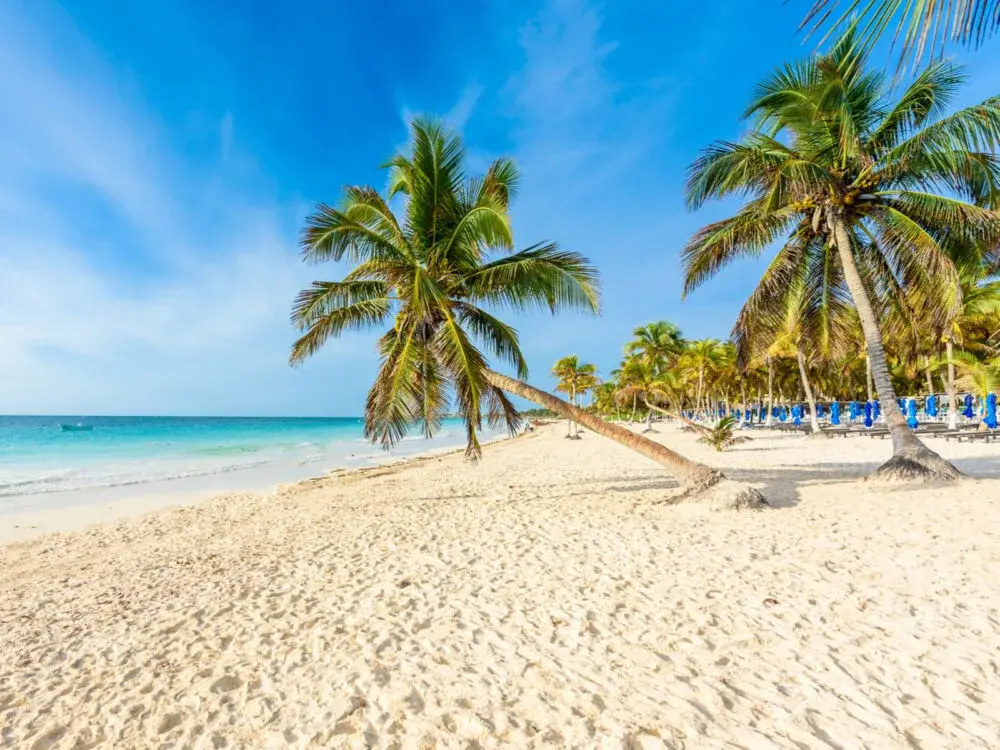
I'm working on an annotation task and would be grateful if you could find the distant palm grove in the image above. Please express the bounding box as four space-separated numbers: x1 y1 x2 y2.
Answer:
291 22 1000 509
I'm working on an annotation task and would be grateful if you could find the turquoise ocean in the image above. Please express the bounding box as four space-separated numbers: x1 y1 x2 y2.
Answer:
0 416 501 508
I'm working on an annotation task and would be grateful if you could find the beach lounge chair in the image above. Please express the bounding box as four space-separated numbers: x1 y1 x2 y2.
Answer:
955 430 998 443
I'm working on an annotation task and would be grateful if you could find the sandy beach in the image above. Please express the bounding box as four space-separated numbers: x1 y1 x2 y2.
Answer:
2 423 1000 748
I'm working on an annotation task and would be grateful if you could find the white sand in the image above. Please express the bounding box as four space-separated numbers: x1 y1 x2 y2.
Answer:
2 424 999 748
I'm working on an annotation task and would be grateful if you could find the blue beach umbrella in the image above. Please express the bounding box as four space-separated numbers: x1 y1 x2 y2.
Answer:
831 401 841 426
816 403 824 418
906 398 919 429
873 400 881 421
849 401 858 421
792 404 802 426
926 395 937 418
963 394 974 419
864 401 873 428
779 407 788 422
986 394 998 430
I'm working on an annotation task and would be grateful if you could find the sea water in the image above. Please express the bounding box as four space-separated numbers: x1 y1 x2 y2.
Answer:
0 415 503 510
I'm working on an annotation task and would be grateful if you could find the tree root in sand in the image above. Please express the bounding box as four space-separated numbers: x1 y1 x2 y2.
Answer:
866 447 962 483
672 474 769 511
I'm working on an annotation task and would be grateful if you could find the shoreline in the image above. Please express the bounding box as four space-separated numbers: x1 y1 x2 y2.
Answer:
0 430 517 545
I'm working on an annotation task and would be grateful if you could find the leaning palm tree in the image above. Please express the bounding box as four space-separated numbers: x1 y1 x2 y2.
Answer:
290 117 765 509
551 355 599 438
683 32 1000 480
802 1 1000 71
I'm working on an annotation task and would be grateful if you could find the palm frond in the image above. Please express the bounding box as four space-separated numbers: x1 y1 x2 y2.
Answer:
289 286 392 366
801 0 1000 71
681 204 797 295
300 203 409 264
465 243 600 313
867 61 965 153
454 303 529 379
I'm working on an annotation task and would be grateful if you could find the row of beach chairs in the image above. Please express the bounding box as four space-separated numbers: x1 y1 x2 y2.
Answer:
756 420 998 442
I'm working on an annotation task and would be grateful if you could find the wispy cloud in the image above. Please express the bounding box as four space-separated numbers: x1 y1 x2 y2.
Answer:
0 4 372 415
493 0 684 383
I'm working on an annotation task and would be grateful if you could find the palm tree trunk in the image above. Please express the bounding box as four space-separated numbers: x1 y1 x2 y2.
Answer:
630 394 637 423
484 370 766 509
766 356 774 426
946 336 958 430
795 347 823 435
866 352 874 403
696 367 705 419
566 388 573 438
923 355 934 398
571 385 578 438
830 215 959 479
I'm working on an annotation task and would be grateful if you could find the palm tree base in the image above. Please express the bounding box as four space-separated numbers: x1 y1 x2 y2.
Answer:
564 434 583 440
674 472 769 511
701 478 769 511
866 446 963 483
806 430 831 440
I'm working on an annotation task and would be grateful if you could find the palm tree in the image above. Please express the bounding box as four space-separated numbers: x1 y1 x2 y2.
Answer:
731 243 855 435
552 355 599 438
683 33 1000 479
614 357 659 432
677 339 725 419
944 260 1000 426
625 321 684 374
801 1 1000 71
951 351 1000 405
590 382 619 419
290 117 765 509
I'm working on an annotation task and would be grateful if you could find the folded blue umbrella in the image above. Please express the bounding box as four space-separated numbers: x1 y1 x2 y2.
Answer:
963 394 974 418
906 398 919 429
849 401 859 420
864 401 873 428
792 404 802 426
926 395 937 417
816 403 824 418
986 393 998 430
779 407 788 422
831 401 841 426
873 400 881 421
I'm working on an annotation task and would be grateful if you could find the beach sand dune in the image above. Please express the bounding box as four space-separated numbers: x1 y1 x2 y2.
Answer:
2 424 1000 748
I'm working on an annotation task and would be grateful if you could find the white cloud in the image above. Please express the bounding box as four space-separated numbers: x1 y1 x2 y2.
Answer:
445 84 484 130
0 5 372 416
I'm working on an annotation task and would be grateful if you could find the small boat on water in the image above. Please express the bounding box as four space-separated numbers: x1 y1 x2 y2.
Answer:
61 423 94 432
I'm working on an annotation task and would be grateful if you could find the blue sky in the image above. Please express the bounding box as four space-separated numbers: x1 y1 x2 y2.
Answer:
1 0 997 416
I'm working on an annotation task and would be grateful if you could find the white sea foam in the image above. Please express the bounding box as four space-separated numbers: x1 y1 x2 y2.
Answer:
0 426 508 504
